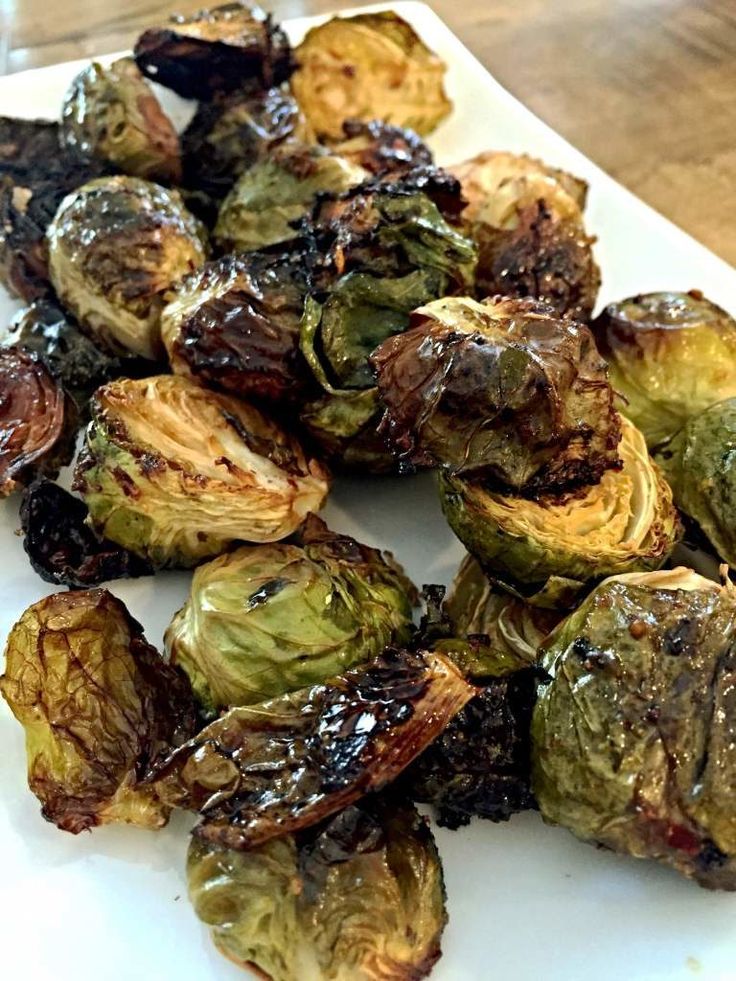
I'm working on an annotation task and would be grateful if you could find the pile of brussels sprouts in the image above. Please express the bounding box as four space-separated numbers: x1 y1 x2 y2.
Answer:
2 2 736 978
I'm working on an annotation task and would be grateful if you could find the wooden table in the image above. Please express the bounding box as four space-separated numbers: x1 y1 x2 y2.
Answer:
3 0 735 266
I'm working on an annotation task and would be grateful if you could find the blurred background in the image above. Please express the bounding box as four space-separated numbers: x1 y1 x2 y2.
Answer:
1 0 734 264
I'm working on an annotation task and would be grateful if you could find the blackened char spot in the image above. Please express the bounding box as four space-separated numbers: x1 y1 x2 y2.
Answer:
247 577 290 609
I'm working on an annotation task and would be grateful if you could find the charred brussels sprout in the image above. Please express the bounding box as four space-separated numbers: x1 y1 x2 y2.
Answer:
0 349 76 497
6 299 145 413
298 174 477 468
0 115 107 300
331 118 433 176
149 648 475 849
21 479 153 588
134 2 294 101
162 248 314 403
592 291 736 448
60 57 181 183
0 589 197 834
73 375 330 568
451 150 599 320
181 86 311 200
403 671 538 829
436 554 562 677
656 398 736 566
165 514 416 710
372 295 621 492
439 417 681 607
47 176 208 360
292 12 452 140
214 144 367 253
533 567 736 889
187 796 446 981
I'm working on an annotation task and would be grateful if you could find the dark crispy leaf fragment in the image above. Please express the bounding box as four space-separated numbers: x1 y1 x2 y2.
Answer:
134 2 294 101
187 796 446 981
0 589 197 833
402 671 538 829
0 115 107 300
149 648 475 849
331 118 433 176
20 479 153 588
0 348 76 497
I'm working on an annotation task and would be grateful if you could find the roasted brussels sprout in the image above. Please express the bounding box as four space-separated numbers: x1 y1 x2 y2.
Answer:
330 118 433 176
165 514 416 710
403 670 538 829
292 12 452 140
47 176 208 360
372 295 621 492
0 589 197 833
20 479 153 587
0 115 107 300
451 150 599 320
162 248 314 403
298 173 477 468
181 86 311 200
149 648 474 849
187 795 446 981
214 143 367 253
134 2 294 101
656 398 736 565
0 348 76 497
439 417 681 606
61 57 181 183
533 567 736 889
74 375 330 568
435 554 562 677
6 299 146 413
592 290 736 448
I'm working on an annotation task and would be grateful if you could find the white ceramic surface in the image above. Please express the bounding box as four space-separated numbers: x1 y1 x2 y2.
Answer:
1 4 735 979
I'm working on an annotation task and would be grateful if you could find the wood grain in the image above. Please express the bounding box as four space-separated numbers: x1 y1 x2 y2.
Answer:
2 0 735 265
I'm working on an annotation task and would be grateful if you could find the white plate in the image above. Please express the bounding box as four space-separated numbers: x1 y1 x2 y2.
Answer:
1 4 735 979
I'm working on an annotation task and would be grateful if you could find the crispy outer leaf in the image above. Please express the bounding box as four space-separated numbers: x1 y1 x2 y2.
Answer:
149 648 475 849
187 796 446 981
0 589 197 833
533 568 736 889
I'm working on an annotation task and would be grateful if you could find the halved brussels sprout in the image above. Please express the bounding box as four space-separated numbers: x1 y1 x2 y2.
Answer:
149 648 475 849
0 589 197 833
166 514 416 710
592 290 736 448
298 174 477 468
292 12 452 140
134 2 294 100
403 670 538 830
187 796 446 981
0 115 107 301
73 375 330 568
181 87 311 200
330 118 433 176
436 553 562 677
439 417 681 606
7 299 147 415
451 150 599 320
61 57 181 183
21 479 153 588
214 143 368 253
656 397 736 565
372 295 621 492
533 567 736 889
162 248 314 403
47 176 208 360
0 349 76 497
